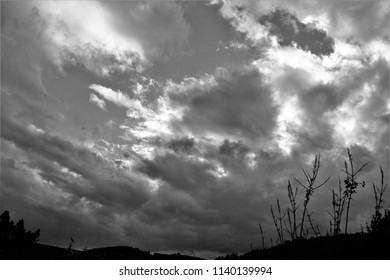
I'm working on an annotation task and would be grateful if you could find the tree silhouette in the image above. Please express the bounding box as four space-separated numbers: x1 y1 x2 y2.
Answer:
0 211 15 239
15 219 25 239
0 210 40 243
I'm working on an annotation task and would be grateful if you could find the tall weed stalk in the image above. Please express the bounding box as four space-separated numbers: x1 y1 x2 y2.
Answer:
343 148 368 234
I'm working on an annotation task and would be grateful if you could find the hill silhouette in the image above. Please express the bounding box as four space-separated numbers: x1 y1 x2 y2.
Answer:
0 238 202 260
217 232 390 260
0 210 201 260
2 230 389 260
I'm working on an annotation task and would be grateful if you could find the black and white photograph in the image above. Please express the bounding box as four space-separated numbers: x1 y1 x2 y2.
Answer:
1 0 389 262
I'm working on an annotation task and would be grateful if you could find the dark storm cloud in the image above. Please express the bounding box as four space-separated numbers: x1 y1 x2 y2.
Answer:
167 137 195 153
0 190 120 248
291 84 343 152
2 116 101 180
1 86 61 132
259 9 335 56
219 139 250 160
353 59 390 163
300 84 341 114
229 0 389 44
1 3 53 97
134 150 282 252
1 116 151 211
1 1 125 188
138 153 215 192
130 137 324 253
293 124 335 152
169 67 279 141
1 3 65 131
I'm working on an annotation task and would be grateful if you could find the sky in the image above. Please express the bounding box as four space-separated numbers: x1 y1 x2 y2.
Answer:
1 0 389 259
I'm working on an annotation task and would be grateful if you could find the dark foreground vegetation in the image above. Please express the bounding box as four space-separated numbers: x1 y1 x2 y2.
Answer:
0 209 200 259
218 231 390 259
218 148 390 259
0 211 200 259
1 148 389 260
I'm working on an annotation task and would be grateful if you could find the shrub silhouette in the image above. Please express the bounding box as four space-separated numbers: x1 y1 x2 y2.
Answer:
265 148 388 250
367 167 389 234
367 209 390 234
228 149 390 259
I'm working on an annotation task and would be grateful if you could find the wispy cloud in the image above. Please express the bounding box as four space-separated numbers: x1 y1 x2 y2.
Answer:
89 94 106 111
89 84 148 116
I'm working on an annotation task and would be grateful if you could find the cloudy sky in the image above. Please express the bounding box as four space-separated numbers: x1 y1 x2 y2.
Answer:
1 0 389 258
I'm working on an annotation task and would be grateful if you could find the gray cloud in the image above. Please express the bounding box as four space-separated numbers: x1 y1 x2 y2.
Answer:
138 153 215 193
300 84 342 115
219 139 250 160
135 151 271 252
131 138 320 253
169 67 279 142
102 1 191 62
325 0 390 42
167 137 195 154
259 8 335 56
1 4 65 131
272 56 390 156
1 115 152 213
2 110 388 254
223 0 389 43
1 1 144 78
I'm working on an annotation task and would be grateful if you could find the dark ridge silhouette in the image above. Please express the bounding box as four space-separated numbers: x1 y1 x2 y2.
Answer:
216 232 390 260
0 210 201 260
0 238 70 260
0 239 202 260
78 246 201 260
